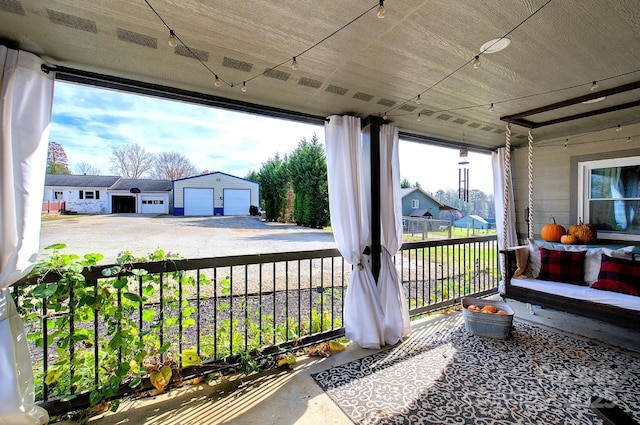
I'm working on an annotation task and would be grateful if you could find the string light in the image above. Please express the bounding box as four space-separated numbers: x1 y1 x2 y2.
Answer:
489 103 495 112
383 113 388 120
168 29 178 47
473 55 481 68
417 113 421 122
563 139 569 149
214 75 221 87
241 81 247 92
291 57 299 70
616 124 622 132
628 136 632 143
591 80 599 91
415 94 421 105
376 0 385 18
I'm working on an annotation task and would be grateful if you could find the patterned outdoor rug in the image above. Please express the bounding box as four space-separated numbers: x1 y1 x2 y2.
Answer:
312 321 640 424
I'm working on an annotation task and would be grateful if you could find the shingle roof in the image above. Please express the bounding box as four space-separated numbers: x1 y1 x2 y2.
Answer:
110 179 171 191
45 174 120 188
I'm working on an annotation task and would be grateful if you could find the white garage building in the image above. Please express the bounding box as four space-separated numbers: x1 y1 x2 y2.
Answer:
172 172 260 216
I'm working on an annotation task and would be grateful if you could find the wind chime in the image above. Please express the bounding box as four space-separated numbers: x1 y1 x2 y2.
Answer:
458 147 469 202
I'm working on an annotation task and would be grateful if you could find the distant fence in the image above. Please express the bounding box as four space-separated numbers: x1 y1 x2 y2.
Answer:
42 200 65 214
403 217 452 239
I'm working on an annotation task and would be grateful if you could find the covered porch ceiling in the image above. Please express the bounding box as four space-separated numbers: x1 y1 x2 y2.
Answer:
1 0 639 151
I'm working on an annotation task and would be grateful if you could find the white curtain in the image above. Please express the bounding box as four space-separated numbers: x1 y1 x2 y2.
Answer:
491 147 517 292
325 115 385 349
378 124 410 345
0 46 54 425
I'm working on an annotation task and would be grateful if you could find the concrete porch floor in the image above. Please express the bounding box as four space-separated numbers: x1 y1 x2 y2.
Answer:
55 298 640 425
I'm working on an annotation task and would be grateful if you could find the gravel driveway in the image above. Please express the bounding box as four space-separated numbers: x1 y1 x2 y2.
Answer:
39 214 337 264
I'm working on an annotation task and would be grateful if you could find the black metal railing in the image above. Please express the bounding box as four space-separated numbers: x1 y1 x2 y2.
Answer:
13 235 498 415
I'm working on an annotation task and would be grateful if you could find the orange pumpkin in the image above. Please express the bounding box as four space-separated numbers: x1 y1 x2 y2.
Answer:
560 234 578 244
541 216 566 242
574 222 597 244
568 224 581 236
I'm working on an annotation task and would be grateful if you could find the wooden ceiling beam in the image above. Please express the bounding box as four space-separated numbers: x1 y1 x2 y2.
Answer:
501 80 640 128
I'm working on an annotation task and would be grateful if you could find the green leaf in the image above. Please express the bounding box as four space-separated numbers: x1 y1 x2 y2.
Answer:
108 333 123 351
113 277 128 289
44 243 66 251
182 318 196 328
129 376 142 388
101 266 121 277
109 399 120 412
142 285 155 296
158 342 171 354
32 283 58 299
89 390 103 407
142 309 156 322
165 317 177 326
123 292 142 303
131 268 148 276
115 362 131 378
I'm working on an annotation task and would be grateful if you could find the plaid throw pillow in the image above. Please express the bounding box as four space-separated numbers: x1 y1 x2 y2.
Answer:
592 254 640 296
537 248 586 285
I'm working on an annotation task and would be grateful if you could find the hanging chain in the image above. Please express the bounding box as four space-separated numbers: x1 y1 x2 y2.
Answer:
527 129 534 239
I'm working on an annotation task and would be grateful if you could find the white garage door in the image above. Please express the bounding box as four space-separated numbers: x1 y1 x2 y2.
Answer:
223 189 250 215
184 188 214 216
140 196 167 214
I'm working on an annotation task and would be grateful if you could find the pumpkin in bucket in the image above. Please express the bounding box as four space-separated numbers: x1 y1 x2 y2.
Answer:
541 216 566 242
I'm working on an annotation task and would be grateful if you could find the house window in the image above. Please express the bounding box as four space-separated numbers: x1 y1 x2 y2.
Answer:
578 156 640 241
54 191 63 200
411 199 419 209
85 191 95 199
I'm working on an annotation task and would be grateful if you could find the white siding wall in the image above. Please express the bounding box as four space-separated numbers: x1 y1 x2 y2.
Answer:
64 188 109 213
511 122 640 242
173 173 259 209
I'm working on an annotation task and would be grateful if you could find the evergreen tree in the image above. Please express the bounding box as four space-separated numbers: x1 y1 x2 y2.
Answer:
400 178 411 188
287 134 329 227
256 154 288 222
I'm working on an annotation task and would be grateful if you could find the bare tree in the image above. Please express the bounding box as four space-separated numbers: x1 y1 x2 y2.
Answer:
152 151 199 180
110 143 155 179
75 161 102 175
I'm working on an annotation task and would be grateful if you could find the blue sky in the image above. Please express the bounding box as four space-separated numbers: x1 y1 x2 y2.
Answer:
50 81 493 193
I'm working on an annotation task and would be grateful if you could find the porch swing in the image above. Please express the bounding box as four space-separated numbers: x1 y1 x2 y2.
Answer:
499 124 640 329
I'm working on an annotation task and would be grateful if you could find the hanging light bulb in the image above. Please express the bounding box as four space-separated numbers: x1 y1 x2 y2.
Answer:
616 124 622 132
168 29 178 47
473 55 481 68
214 75 221 87
628 136 632 143
591 80 599 91
489 103 495 112
241 81 247 92
383 112 388 120
563 139 569 149
415 94 421 105
376 0 386 18
291 56 299 70
417 113 421 122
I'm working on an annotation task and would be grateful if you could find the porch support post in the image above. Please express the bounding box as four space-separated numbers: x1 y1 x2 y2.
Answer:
362 116 384 282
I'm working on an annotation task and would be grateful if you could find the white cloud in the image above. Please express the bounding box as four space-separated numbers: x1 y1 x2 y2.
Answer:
51 81 493 192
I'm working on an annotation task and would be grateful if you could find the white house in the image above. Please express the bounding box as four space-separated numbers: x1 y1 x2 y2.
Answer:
108 178 172 214
43 175 172 214
173 172 260 216
44 174 120 214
